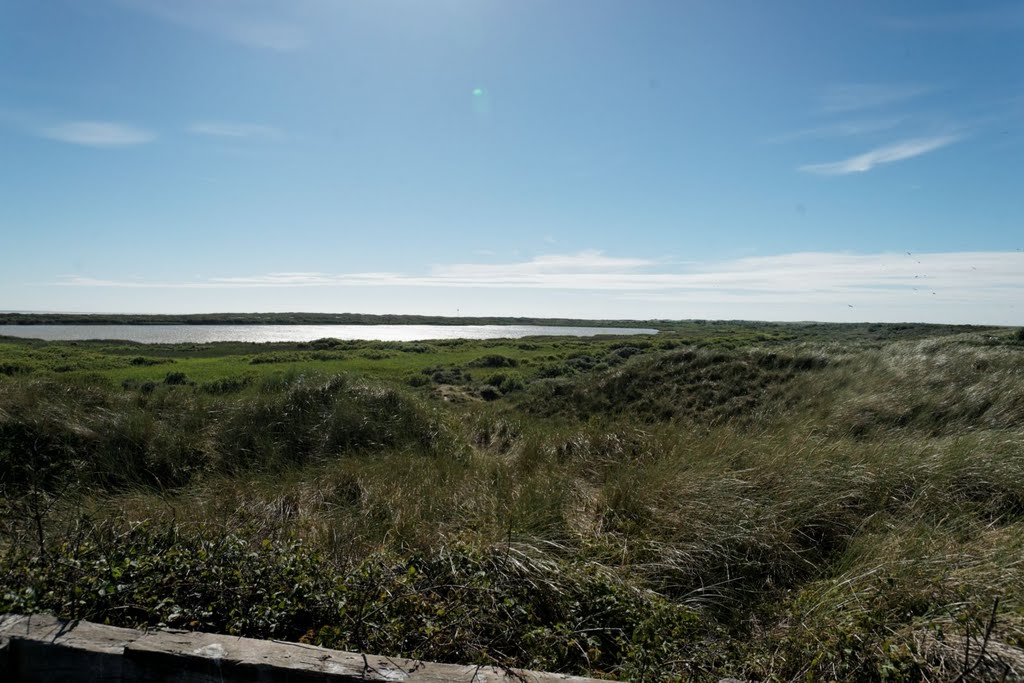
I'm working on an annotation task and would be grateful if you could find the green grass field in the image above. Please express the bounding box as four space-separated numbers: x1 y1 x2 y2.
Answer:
1 321 1022 681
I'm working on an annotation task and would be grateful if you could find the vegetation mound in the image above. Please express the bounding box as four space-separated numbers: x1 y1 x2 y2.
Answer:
521 347 827 424
0 373 455 491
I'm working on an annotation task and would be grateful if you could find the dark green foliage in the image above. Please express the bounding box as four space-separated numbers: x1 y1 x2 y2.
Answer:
129 356 172 366
0 524 721 679
0 363 32 376
0 380 204 491
498 376 525 393
468 354 519 368
422 366 471 384
565 355 598 371
0 373 457 492
308 351 347 361
522 348 827 424
482 374 525 396
359 351 394 360
536 363 573 379
211 375 457 473
199 376 252 394
123 379 159 393
163 371 191 385
610 346 643 360
484 372 507 386
249 355 293 365
401 344 433 354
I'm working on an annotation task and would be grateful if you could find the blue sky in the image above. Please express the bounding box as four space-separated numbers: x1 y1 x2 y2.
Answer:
1 0 1022 323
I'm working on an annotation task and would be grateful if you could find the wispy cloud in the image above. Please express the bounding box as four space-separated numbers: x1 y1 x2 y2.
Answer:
119 0 307 51
188 122 283 139
799 135 958 175
52 250 1024 314
433 251 655 279
766 117 904 144
819 83 934 113
195 251 658 288
38 121 155 147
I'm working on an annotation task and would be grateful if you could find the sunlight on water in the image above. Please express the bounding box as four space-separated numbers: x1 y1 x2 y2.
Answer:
0 324 657 344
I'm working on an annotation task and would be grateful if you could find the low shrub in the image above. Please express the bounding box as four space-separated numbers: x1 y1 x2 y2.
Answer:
129 356 173 367
0 524 722 679
250 355 294 365
468 355 519 368
199 376 252 394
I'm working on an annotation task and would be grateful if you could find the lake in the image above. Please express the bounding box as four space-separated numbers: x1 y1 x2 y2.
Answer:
0 324 658 344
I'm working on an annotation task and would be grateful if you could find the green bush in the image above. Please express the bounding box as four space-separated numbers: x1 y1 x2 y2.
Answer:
0 363 33 376
199 376 252 394
129 356 172 366
468 355 519 368
484 372 507 387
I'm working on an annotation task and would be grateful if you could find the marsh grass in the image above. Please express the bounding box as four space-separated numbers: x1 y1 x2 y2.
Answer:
1 327 1023 680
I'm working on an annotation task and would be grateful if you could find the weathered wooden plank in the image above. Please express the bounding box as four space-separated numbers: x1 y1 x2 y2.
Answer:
0 613 141 682
123 629 598 682
0 614 607 683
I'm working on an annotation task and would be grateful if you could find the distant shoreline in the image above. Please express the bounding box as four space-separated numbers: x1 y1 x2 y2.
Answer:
0 312 663 328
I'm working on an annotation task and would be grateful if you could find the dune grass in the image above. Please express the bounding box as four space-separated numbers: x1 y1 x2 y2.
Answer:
1 324 1022 680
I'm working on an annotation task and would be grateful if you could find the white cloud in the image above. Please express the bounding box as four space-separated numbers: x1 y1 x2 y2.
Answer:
119 0 307 51
53 250 1024 314
36 250 1024 324
799 135 958 175
765 118 904 144
210 272 405 286
819 83 934 113
432 251 655 280
39 121 155 147
188 122 283 139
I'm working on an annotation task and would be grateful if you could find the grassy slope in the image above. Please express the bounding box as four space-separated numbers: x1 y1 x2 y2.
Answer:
1 322 1022 681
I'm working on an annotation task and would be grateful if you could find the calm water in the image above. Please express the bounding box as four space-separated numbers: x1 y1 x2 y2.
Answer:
0 324 658 344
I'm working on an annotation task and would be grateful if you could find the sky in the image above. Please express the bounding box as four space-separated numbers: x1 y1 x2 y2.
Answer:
1 0 1022 324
